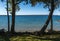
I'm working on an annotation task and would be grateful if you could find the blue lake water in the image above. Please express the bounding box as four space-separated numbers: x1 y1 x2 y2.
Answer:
0 15 60 32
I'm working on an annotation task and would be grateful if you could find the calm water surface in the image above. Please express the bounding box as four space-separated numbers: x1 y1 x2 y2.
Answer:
0 15 60 32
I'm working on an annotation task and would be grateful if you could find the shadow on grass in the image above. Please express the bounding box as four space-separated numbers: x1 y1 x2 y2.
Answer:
0 31 60 41
52 39 60 41
0 35 10 41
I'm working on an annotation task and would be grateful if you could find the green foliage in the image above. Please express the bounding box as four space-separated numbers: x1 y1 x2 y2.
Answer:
8 0 28 14
1 0 60 13
29 0 60 10
8 0 20 14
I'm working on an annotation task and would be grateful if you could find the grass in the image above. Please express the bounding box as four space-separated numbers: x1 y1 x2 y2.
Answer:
0 34 60 41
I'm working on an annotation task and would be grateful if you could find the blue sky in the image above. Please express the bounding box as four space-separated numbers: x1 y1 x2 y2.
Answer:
0 1 60 15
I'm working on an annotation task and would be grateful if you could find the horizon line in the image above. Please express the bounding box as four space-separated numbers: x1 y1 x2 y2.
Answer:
0 15 60 16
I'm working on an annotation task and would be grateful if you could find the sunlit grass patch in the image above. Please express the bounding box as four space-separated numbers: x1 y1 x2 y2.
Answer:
0 34 60 41
9 35 52 41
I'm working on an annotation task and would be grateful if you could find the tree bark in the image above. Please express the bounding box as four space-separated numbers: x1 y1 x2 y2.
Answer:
11 0 15 33
7 0 10 32
50 15 53 32
40 0 55 34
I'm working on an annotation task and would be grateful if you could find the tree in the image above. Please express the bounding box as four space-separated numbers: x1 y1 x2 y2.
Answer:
11 0 15 33
29 0 60 34
40 0 60 34
1 0 10 32
7 0 10 32
29 0 54 34
9 0 28 33
50 15 53 32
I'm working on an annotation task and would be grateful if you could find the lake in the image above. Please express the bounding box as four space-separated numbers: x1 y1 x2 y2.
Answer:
0 15 60 32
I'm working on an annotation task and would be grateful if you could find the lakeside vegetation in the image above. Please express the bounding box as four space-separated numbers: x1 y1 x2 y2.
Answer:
0 34 60 41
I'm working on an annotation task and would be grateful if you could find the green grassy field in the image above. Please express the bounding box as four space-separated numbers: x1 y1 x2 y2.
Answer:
0 34 60 41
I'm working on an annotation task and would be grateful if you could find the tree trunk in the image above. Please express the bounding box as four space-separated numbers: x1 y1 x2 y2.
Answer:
11 0 15 33
50 15 53 32
40 0 55 34
7 0 10 32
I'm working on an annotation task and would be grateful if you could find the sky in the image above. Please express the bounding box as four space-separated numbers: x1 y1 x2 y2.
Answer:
0 1 60 15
